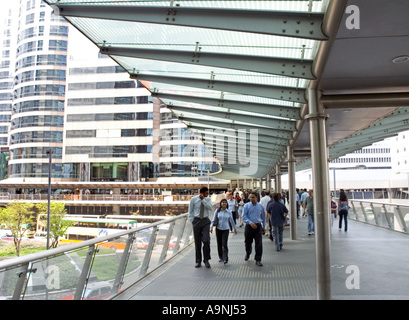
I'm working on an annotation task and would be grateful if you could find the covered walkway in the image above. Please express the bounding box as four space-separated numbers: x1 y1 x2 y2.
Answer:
114 218 409 300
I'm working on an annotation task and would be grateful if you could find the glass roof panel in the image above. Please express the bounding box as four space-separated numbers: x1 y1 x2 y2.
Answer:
68 18 316 60
44 0 328 178
48 0 325 13
111 56 307 87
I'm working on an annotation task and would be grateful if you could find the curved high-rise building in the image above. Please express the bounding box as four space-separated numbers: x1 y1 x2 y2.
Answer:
8 0 73 181
0 4 17 178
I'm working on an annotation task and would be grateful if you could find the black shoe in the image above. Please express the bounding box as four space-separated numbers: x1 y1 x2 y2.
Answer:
204 261 211 268
244 253 250 261
255 261 263 266
195 262 201 268
224 260 228 265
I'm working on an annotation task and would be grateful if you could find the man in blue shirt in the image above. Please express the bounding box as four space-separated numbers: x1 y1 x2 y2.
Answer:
189 186 214 268
266 193 288 251
242 192 266 266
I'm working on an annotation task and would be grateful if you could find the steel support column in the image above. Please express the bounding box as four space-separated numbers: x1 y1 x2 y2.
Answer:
287 146 297 240
275 165 281 193
266 174 271 191
306 88 331 300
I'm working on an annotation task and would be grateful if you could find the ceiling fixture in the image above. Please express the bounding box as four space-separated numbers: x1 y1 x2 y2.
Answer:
392 55 409 64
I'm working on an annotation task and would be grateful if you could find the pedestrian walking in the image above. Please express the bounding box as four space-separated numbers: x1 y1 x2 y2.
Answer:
338 189 349 232
188 186 213 268
304 189 314 235
266 193 288 251
242 192 266 266
210 199 237 264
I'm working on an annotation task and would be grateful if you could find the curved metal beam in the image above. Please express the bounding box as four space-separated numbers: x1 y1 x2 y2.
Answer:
157 92 302 120
56 4 327 40
103 46 314 79
132 73 307 103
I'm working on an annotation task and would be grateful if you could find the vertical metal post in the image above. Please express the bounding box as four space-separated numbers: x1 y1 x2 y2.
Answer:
306 88 331 300
266 174 271 191
360 202 368 222
206 169 210 191
74 245 97 300
275 164 281 193
395 206 408 233
12 263 30 300
112 233 136 294
139 226 158 276
158 221 175 264
287 146 297 240
46 150 52 250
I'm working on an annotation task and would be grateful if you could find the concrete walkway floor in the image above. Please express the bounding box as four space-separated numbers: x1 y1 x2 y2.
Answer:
114 216 409 300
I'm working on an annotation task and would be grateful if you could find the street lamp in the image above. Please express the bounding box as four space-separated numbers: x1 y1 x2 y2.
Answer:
46 149 52 250
205 169 210 191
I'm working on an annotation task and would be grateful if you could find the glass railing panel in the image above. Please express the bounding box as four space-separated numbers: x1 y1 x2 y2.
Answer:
396 206 409 232
120 230 145 291
166 218 186 259
23 247 88 300
0 214 192 300
362 202 376 224
181 218 194 246
147 223 172 273
350 201 365 222
79 237 129 301
0 265 29 300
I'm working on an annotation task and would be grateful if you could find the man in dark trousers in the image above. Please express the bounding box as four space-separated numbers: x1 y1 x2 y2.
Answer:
188 186 213 268
266 193 288 251
242 192 266 266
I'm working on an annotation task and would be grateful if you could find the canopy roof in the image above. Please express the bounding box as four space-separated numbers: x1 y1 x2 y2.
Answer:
45 0 409 179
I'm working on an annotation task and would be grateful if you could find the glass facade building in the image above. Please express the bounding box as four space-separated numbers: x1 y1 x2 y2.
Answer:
8 0 72 180
0 0 220 186
64 30 156 182
0 4 16 168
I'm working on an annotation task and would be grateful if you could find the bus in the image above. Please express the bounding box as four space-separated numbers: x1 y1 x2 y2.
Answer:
59 217 139 250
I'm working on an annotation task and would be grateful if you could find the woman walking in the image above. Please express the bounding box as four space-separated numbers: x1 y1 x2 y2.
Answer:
338 189 349 231
210 198 237 264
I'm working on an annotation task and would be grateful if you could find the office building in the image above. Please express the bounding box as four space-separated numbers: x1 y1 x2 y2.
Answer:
8 0 70 182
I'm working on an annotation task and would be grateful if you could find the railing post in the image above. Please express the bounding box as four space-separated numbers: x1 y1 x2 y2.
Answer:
112 233 136 294
381 204 392 229
180 216 192 253
158 221 175 264
370 203 379 226
73 245 98 300
350 202 357 220
359 202 368 223
12 263 30 300
139 226 158 277
394 206 408 233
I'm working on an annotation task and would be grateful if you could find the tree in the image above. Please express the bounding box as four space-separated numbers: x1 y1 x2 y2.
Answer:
36 201 72 249
0 201 35 256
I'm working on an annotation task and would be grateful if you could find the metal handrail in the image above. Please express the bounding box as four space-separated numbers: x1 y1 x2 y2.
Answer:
0 193 193 202
348 200 409 234
0 213 192 300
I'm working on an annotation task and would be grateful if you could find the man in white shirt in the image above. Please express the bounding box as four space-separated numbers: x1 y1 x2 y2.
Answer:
259 190 271 238
189 186 213 268
300 188 309 217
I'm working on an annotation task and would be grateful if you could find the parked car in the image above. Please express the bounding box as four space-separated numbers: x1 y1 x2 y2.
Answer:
136 238 149 249
61 282 112 300
0 235 13 242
